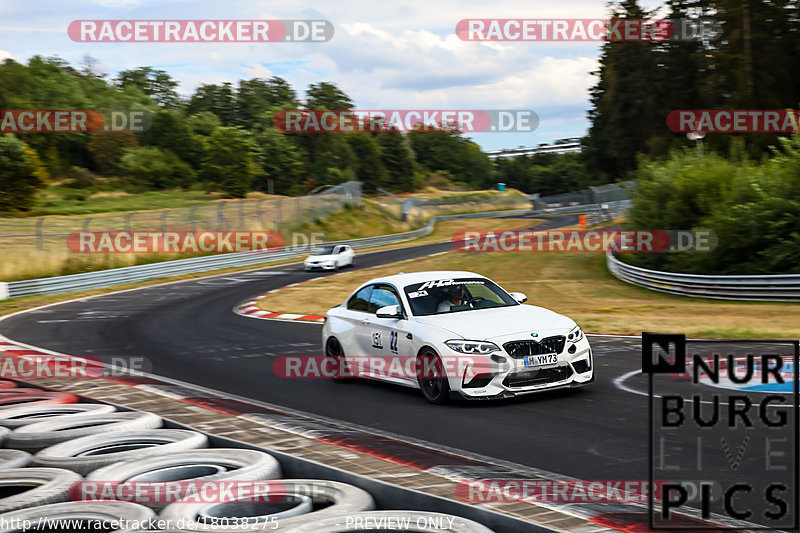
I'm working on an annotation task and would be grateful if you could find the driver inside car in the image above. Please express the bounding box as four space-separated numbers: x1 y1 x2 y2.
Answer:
437 284 465 313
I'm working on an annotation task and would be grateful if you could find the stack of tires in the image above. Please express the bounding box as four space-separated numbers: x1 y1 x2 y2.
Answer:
0 382 494 532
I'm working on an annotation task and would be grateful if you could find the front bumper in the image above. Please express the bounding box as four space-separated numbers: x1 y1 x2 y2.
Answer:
304 263 336 271
450 339 594 400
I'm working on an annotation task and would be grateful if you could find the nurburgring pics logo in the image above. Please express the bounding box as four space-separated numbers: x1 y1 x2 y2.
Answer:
644 333 799 530
68 20 333 42
456 19 720 42
668 110 800 133
452 230 717 253
0 110 151 133
272 110 539 133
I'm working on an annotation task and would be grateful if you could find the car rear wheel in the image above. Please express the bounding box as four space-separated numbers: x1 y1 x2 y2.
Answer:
417 349 450 404
325 338 349 384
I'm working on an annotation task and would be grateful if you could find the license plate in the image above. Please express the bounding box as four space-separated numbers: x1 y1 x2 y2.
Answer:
524 354 558 367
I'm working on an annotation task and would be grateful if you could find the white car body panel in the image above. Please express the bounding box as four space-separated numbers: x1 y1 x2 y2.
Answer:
304 245 355 271
322 270 594 401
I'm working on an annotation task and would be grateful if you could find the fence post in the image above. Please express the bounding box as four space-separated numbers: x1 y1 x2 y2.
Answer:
124 213 133 233
217 201 226 231
189 205 198 232
35 218 44 251
161 209 169 232
256 200 264 225
238 200 245 229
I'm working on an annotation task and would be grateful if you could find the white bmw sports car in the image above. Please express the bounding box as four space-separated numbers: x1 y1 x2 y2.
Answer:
322 271 594 403
304 244 355 271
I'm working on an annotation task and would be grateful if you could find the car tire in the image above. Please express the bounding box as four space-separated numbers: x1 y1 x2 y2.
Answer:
8 411 162 452
325 338 349 384
158 479 374 531
417 349 450 404
0 450 31 470
0 501 155 532
86 448 282 509
33 429 209 475
280 510 496 533
0 467 82 513
0 403 117 429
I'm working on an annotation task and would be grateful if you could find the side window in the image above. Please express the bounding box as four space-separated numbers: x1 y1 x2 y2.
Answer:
369 285 401 314
333 246 341 255
347 285 373 312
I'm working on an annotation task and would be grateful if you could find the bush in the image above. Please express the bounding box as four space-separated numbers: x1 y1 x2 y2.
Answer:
0 134 48 212
119 146 196 190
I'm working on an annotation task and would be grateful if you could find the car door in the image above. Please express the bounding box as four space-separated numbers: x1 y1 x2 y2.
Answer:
365 284 413 384
340 285 374 364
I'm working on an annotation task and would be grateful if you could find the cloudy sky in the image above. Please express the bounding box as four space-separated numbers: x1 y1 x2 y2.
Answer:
0 0 665 150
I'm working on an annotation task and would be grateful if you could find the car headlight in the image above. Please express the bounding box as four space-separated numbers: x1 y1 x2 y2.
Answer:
445 340 500 354
567 325 584 343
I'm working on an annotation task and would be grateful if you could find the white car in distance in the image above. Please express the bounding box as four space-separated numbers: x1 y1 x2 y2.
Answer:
322 270 594 403
304 244 355 271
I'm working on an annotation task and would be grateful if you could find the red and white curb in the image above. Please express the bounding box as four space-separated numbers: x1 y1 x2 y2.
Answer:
234 274 348 324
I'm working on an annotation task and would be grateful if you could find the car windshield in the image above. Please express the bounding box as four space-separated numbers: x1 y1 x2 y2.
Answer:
312 246 337 255
403 278 518 316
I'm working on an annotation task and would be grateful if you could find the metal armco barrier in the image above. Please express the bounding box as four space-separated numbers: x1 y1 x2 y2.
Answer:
2 208 538 299
607 250 800 301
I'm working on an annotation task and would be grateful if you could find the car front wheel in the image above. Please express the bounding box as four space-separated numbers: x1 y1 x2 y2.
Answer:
417 349 450 404
325 338 349 383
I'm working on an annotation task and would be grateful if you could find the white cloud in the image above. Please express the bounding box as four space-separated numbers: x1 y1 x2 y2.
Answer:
0 50 13 62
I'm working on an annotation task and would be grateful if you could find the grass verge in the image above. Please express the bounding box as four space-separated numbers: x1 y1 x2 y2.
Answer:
256 249 800 339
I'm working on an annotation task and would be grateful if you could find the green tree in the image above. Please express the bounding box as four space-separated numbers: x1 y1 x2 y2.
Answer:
252 112 307 195
188 83 237 126
141 110 203 167
116 67 180 108
237 77 299 129
87 130 139 175
0 135 48 212
119 146 195 189
377 129 416 191
586 0 661 177
200 127 258 198
347 132 388 192
305 82 353 110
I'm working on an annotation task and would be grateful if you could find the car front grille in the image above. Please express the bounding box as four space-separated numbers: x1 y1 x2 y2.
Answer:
503 365 574 388
503 336 566 359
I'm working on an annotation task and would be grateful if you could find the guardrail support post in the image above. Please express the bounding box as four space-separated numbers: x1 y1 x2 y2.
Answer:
0 282 8 300
35 218 44 251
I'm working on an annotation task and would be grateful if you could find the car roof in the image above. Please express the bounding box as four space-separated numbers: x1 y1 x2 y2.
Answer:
360 270 488 288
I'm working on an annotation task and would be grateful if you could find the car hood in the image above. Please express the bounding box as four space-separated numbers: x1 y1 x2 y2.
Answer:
413 304 576 341
306 254 336 261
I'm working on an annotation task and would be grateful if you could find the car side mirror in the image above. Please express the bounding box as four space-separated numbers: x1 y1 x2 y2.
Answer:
509 292 527 304
376 305 403 319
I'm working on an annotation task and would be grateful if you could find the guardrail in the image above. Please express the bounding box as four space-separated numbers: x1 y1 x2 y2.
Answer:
2 207 543 299
607 250 800 301
2 202 623 300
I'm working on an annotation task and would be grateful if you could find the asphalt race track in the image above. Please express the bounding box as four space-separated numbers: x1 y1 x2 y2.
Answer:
1 213 796 527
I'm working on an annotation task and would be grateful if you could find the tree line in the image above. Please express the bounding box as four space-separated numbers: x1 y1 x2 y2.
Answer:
0 57 520 211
